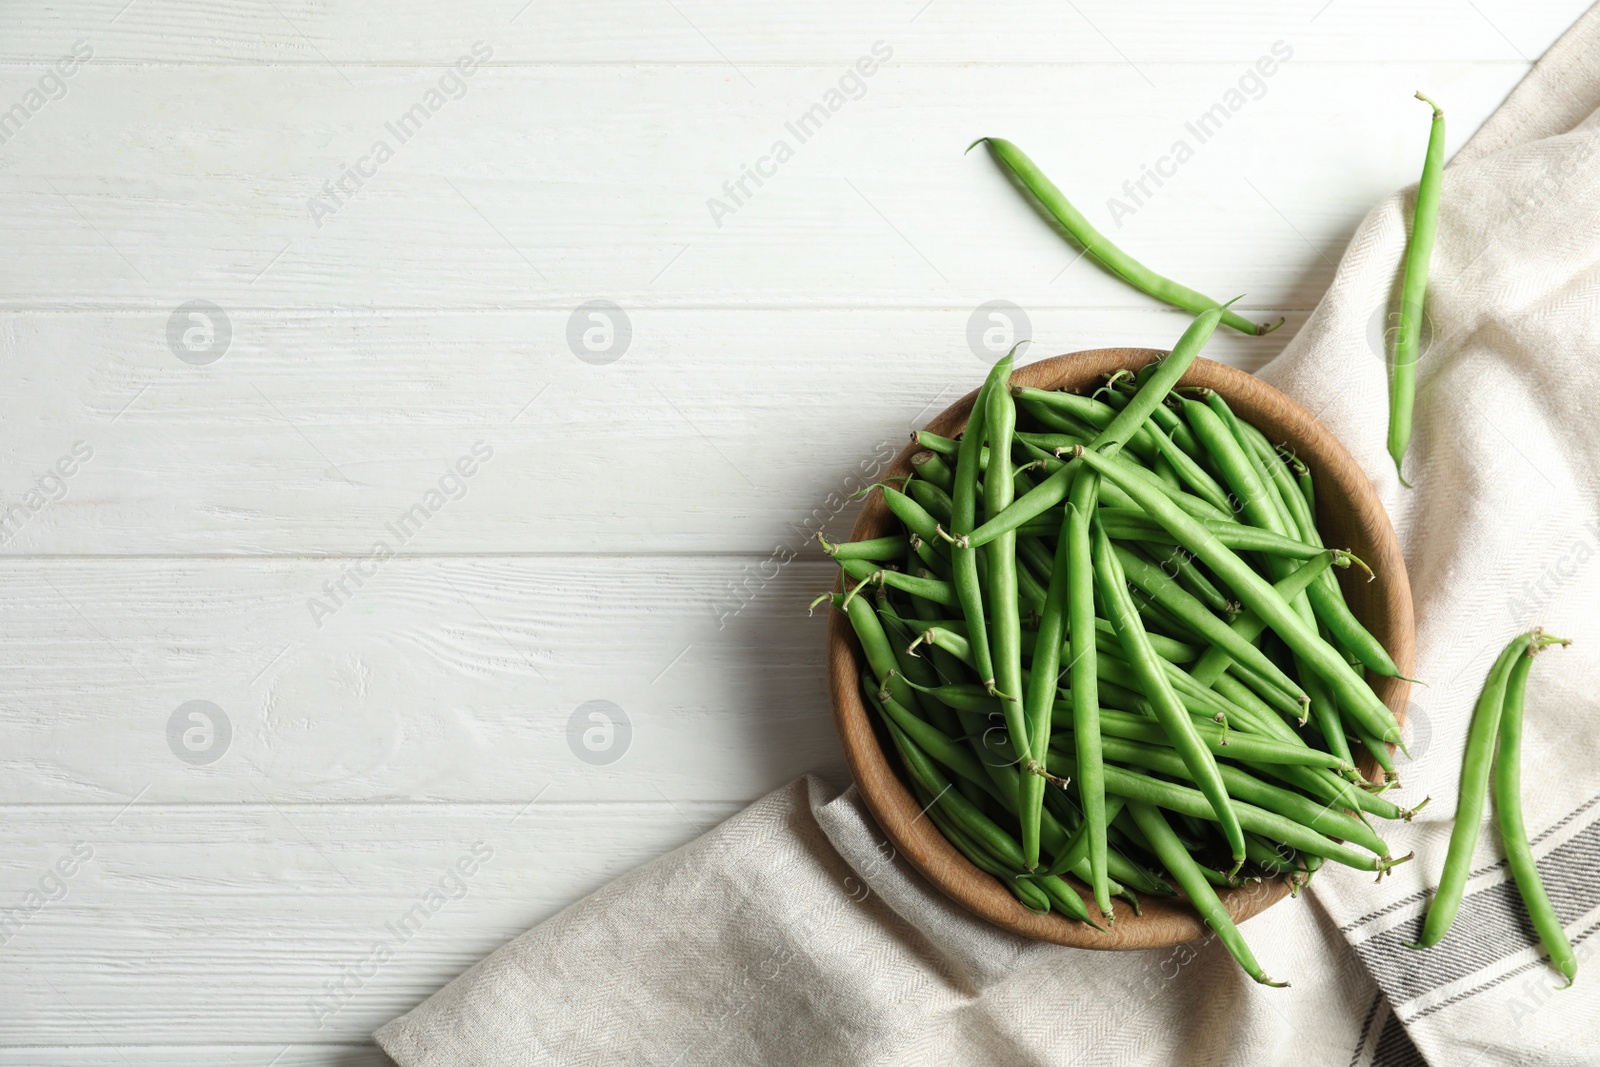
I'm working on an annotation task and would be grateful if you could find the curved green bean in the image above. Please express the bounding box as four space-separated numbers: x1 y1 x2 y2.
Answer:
1410 632 1531 948
1493 638 1576 985
971 137 1279 336
1128 801 1286 985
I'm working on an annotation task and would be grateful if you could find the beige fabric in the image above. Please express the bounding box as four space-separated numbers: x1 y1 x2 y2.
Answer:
378 9 1600 1064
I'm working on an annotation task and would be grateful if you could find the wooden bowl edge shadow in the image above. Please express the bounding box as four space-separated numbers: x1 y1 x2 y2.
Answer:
827 348 1415 951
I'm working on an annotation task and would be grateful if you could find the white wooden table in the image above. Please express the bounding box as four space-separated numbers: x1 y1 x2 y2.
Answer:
0 2 1585 1062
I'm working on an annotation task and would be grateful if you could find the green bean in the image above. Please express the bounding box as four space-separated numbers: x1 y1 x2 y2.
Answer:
1113 543 1307 706
1078 708 1351 771
1272 762 1411 823
1142 419 1234 514
972 137 1279 336
870 676 993 791
1493 637 1576 985
1158 454 1184 495
1015 533 1055 577
838 558 959 608
1245 833 1305 878
1016 431 1089 453
905 597 977 692
1093 760 1406 872
1020 505 1071 871
905 477 953 527
923 797 1052 914
1209 671 1298 743
905 614 1198 667
1238 421 1403 679
819 533 905 561
1146 402 1207 466
955 712 1137 905
1043 794 1125 878
1018 399 1107 446
1097 508 1330 560
900 676 1003 715
878 608 962 737
842 593 925 713
914 430 959 457
966 308 1220 549
930 705 1128 918
1410 632 1532 948
1017 521 1068 870
1228 658 1314 726
1183 397 1285 536
1127 802 1285 984
1012 549 1050 614
1188 551 1335 687
883 716 1078 916
952 364 1003 690
1389 93 1445 487
911 539 950 578
1303 652 1355 769
1065 470 1112 916
1137 541 1234 618
1076 446 1404 745
1014 389 1161 463
1100 318 1222 457
1092 519 1245 867
983 359 1035 855
1091 655 1238 730
1350 717 1399 781
881 485 944 544
1090 734 1389 856
1194 396 1343 746
910 449 955 493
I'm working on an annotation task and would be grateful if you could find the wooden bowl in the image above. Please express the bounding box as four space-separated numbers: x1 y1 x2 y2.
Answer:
826 349 1414 949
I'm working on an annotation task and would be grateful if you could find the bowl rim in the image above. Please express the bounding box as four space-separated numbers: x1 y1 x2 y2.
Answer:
826 348 1414 950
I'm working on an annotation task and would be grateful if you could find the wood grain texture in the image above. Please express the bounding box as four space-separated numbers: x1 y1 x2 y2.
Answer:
0 0 1582 64
0 64 1524 310
0 308 1299 556
0 557 852 803
0 803 741 1045
828 349 1413 949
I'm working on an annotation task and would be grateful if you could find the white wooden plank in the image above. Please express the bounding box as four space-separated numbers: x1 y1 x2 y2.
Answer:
0 556 852 804
0 1046 386 1066
0 0 1581 65
0 307 1303 556
0 802 746 1045
0 62 1521 310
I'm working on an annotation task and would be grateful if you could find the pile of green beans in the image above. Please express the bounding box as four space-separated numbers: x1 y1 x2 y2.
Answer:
820 310 1419 984
1408 629 1576 985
